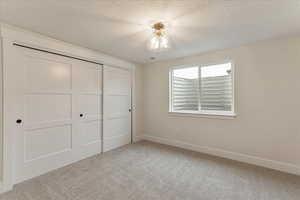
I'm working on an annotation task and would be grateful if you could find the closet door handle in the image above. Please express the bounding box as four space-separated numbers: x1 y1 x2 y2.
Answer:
16 119 22 124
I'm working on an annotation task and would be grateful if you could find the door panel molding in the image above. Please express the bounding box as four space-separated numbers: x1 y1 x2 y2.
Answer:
6 45 103 184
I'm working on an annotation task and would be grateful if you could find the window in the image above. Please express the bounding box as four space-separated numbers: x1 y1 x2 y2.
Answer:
169 62 235 116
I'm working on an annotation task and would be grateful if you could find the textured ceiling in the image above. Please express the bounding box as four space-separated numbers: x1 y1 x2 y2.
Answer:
1 0 300 63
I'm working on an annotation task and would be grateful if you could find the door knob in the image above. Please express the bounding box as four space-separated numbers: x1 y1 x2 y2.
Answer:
16 119 22 124
80 114 83 117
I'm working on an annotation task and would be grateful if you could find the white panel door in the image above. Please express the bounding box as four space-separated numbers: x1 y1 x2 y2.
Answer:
103 66 131 152
6 46 102 183
73 60 102 161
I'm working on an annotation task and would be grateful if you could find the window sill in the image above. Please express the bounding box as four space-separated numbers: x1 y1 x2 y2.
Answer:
168 111 237 120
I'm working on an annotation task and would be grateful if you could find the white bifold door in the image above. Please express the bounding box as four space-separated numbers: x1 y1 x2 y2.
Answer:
103 66 132 152
6 46 102 183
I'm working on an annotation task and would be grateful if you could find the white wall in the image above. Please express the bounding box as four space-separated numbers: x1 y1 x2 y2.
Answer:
142 35 300 175
0 29 3 180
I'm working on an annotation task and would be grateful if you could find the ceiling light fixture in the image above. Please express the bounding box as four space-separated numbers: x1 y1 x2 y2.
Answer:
147 22 171 52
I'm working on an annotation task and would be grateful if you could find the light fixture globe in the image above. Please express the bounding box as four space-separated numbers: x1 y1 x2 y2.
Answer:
147 22 171 52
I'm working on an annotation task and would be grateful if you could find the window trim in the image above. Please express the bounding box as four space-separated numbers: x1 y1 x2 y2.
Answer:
169 60 236 117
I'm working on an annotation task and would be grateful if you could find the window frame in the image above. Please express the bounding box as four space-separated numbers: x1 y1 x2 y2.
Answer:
169 60 236 118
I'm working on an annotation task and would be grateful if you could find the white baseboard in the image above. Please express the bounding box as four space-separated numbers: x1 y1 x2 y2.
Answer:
141 134 300 176
133 135 143 143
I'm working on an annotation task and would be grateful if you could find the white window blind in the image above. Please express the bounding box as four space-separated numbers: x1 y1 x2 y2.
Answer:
170 63 234 115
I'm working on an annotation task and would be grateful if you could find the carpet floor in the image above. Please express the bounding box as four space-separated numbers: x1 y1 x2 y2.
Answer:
0 141 300 200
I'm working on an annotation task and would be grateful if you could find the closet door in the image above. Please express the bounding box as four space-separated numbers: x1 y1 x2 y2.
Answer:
73 60 102 161
103 66 131 152
6 46 102 183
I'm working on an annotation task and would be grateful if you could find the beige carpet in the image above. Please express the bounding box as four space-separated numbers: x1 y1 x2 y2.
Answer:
0 141 300 200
